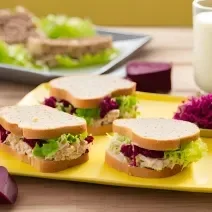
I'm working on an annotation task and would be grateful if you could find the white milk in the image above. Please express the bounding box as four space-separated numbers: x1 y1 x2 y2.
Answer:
194 12 212 92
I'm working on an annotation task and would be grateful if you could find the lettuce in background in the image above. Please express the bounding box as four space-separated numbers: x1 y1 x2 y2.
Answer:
0 14 119 69
37 14 120 67
0 40 118 69
55 48 119 68
0 41 47 70
38 15 96 39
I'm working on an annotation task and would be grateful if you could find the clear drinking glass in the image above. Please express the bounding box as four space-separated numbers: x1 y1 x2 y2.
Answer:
193 0 212 93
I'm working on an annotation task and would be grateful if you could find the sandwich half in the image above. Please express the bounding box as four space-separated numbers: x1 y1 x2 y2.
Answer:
27 35 118 68
43 75 140 135
0 105 94 173
105 118 207 178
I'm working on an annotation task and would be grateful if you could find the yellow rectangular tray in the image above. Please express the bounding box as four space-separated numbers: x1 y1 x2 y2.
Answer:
0 83 211 193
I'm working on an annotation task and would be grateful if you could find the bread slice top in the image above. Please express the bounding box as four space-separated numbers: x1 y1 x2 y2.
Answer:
49 75 136 108
113 118 200 151
0 105 86 139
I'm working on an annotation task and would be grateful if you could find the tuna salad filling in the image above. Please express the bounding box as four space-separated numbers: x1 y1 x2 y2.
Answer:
0 125 93 161
108 133 207 171
43 95 140 126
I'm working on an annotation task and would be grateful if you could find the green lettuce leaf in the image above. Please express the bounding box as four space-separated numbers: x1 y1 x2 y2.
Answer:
59 133 87 144
55 48 119 68
55 102 73 113
164 139 208 167
0 40 48 70
109 133 131 154
75 108 100 125
32 132 87 158
33 140 59 158
115 95 139 118
0 41 11 63
38 15 96 39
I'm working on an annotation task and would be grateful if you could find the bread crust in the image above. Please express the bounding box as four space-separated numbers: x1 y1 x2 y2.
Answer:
0 105 87 139
87 124 112 136
105 151 182 178
49 75 136 108
113 118 200 151
0 143 89 173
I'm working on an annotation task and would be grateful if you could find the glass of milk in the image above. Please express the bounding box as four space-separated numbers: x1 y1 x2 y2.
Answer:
193 0 212 93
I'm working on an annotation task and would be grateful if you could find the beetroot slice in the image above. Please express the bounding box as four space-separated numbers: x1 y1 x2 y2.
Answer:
126 61 172 93
0 166 18 204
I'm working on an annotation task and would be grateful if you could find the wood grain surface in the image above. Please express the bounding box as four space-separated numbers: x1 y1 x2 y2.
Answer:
1 27 211 212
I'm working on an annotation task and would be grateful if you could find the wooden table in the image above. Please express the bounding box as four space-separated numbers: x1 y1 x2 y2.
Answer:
1 27 210 212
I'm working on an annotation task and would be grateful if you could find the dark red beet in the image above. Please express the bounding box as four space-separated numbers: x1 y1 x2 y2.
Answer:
120 144 164 159
99 97 119 118
120 144 134 158
59 99 71 108
173 94 212 129
0 166 18 204
126 61 172 93
44 97 76 114
85 136 94 144
23 138 47 148
43 96 57 108
134 145 164 158
0 125 10 143
70 108 76 114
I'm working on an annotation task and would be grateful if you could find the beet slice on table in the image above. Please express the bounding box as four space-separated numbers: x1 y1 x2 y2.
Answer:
0 166 18 204
126 61 172 93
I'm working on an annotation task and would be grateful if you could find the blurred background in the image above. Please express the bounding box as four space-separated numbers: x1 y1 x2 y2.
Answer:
0 0 195 91
0 0 192 26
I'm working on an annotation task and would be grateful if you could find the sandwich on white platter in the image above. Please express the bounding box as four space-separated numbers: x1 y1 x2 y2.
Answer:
27 35 117 68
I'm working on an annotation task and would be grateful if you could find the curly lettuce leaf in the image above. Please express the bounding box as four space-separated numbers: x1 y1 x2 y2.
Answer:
0 40 47 70
33 139 59 158
109 133 131 154
164 139 208 168
55 48 119 68
115 95 139 118
32 132 87 158
38 15 96 39
75 108 100 125
59 132 87 144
